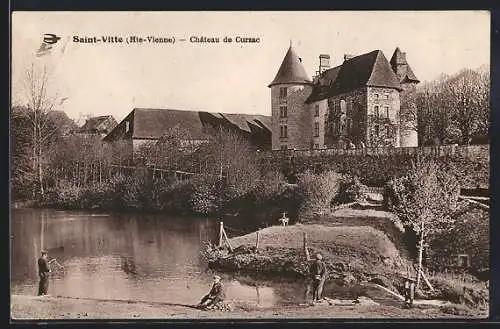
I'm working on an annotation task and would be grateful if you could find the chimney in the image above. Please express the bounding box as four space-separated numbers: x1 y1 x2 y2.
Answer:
318 54 330 74
344 54 355 61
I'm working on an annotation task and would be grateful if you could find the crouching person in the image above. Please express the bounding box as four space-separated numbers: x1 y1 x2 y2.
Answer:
198 275 225 310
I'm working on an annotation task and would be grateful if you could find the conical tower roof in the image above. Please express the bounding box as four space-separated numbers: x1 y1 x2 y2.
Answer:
268 45 312 87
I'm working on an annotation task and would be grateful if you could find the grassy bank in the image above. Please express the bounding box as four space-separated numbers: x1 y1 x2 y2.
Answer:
204 206 489 312
206 207 412 291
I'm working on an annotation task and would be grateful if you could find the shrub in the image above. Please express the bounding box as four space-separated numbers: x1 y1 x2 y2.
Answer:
295 170 341 215
335 175 368 204
249 170 289 205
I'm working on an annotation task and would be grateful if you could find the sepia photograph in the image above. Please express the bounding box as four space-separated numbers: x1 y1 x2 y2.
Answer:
10 11 490 320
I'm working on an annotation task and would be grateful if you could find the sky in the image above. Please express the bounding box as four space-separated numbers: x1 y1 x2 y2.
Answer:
11 11 490 124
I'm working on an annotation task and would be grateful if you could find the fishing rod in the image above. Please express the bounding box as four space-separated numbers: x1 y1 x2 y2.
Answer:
48 258 65 270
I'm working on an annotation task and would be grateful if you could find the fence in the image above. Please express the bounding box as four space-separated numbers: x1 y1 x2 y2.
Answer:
259 144 489 160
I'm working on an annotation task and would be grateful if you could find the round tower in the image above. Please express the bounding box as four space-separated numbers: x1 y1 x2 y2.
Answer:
390 47 420 147
268 43 313 151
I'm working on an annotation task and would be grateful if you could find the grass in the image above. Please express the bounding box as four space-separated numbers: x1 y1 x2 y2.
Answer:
209 207 412 287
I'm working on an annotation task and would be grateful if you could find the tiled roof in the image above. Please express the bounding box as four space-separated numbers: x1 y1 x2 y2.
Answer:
221 113 272 134
116 108 271 141
268 45 312 87
306 66 342 103
132 108 208 140
306 50 402 103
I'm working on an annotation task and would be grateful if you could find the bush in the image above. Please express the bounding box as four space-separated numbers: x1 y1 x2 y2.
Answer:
249 170 289 205
295 170 342 216
335 175 368 204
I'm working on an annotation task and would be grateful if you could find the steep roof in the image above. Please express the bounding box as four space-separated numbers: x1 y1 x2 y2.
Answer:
390 47 419 83
306 66 342 103
306 50 401 103
221 113 272 134
268 45 312 87
115 108 271 141
132 108 208 140
78 115 117 133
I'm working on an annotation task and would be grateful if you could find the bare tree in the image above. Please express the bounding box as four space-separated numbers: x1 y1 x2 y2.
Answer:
17 63 64 197
443 68 488 144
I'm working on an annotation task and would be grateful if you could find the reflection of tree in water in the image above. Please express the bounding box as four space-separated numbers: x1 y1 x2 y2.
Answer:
120 256 138 276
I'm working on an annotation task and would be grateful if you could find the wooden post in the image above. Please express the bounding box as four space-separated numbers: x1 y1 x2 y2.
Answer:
419 268 434 291
416 220 425 289
255 231 260 251
219 221 223 247
303 232 310 261
222 228 233 253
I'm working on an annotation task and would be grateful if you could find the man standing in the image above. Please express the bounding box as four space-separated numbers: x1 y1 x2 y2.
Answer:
310 253 327 303
37 250 51 296
403 276 416 309
197 275 226 309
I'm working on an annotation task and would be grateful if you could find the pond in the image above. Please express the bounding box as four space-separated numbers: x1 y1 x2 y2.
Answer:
11 208 397 310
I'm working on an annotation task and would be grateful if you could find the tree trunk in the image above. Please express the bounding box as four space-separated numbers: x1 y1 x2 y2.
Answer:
38 143 44 196
416 220 425 289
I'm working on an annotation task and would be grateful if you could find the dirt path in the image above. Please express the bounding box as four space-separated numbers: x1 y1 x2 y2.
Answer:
10 295 485 320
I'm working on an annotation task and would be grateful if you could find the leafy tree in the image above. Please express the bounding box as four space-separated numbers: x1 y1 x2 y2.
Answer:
386 159 460 287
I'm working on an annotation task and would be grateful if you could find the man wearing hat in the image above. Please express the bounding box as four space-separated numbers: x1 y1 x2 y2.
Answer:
310 253 328 303
37 250 51 296
403 275 416 308
197 274 226 309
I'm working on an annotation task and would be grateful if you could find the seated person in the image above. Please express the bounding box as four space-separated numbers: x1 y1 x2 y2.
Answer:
198 275 226 309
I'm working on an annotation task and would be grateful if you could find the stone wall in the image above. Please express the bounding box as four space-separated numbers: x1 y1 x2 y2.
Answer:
308 99 328 149
258 144 490 189
366 87 401 147
399 83 419 147
325 88 368 148
271 84 313 150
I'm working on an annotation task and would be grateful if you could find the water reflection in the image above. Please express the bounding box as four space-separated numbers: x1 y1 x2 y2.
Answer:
10 209 298 307
11 209 388 309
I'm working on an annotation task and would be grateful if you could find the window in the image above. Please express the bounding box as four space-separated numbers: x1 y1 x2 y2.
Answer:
340 100 347 113
346 118 352 132
374 125 379 136
280 125 288 138
125 121 130 133
386 126 390 136
457 254 470 268
384 93 389 99
375 94 379 99
281 145 288 150
314 122 320 137
279 87 287 98
314 144 320 149
384 106 389 118
280 105 288 118
374 105 379 118
315 104 320 117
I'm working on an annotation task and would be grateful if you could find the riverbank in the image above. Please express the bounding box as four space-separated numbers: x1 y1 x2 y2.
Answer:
10 294 486 319
205 205 489 313
206 206 411 287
